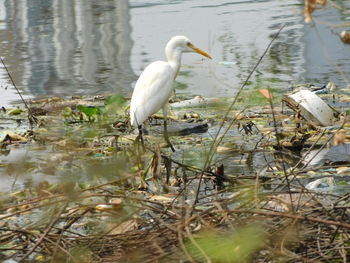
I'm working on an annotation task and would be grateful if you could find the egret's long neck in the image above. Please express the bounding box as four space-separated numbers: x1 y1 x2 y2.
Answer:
165 45 182 79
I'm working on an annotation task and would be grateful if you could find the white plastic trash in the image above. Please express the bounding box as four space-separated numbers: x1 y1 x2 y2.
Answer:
287 89 334 126
305 177 335 191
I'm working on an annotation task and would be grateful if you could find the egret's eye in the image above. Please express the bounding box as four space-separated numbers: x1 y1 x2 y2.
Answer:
186 42 191 47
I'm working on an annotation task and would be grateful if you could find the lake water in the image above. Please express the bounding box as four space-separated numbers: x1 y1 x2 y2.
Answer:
0 0 349 108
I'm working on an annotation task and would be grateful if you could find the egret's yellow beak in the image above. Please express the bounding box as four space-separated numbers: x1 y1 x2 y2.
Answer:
188 43 212 59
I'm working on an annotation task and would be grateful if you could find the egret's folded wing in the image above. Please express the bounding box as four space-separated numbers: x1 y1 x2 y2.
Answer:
130 61 174 126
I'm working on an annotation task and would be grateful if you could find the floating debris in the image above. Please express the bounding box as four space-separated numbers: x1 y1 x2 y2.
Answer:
306 177 336 191
284 89 335 126
171 96 219 108
340 30 350 44
218 60 237 66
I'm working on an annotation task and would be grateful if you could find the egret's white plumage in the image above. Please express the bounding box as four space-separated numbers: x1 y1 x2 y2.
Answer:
130 61 174 127
130 36 211 127
129 36 211 151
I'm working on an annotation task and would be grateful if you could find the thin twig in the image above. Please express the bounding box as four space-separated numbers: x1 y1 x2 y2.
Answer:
0 56 37 124
228 209 350 229
192 24 286 208
18 202 68 262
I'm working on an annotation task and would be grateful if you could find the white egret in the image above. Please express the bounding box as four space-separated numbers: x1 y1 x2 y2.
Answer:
130 36 212 151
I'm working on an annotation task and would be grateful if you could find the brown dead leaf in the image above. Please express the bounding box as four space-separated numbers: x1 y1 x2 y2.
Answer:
109 219 138 235
1 133 27 144
8 133 27 142
234 112 245 120
151 147 162 179
110 198 123 206
259 89 273 100
95 198 123 212
216 146 235 153
333 129 347 145
149 194 175 203
304 0 327 23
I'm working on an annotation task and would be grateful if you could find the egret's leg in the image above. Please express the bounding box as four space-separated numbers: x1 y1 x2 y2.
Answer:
164 120 175 152
163 106 175 152
135 125 145 150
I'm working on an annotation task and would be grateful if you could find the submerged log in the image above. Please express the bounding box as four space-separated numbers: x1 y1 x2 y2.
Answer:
149 121 209 136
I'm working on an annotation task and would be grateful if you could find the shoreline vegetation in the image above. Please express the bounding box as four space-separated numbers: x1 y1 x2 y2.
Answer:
1 82 350 262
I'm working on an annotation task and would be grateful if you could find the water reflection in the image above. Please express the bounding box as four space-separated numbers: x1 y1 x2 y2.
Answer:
0 0 349 107
0 0 135 105
129 0 307 97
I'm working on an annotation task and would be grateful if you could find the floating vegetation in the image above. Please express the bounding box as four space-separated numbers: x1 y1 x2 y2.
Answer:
0 78 349 263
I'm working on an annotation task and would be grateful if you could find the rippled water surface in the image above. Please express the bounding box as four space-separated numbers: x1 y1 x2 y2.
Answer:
0 0 349 106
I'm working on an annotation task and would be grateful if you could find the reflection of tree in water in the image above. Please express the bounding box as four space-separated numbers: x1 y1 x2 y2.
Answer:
1 0 136 96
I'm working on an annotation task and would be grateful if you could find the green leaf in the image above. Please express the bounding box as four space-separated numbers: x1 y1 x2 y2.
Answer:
7 108 23 115
104 95 128 115
104 95 127 106
186 225 265 263
77 105 102 118
338 181 347 186
62 107 73 117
